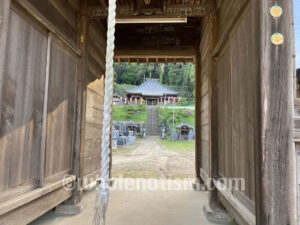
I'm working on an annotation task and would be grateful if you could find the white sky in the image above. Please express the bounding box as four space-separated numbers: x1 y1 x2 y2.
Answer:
295 0 300 68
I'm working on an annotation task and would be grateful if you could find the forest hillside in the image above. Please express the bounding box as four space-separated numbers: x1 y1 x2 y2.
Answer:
114 63 195 104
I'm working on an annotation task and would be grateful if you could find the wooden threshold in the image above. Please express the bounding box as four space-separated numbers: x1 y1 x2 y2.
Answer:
45 170 72 185
0 180 38 204
214 180 256 225
0 187 72 225
0 175 75 216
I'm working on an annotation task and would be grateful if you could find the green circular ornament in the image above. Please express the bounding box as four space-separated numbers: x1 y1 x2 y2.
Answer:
271 33 284 45
270 6 283 18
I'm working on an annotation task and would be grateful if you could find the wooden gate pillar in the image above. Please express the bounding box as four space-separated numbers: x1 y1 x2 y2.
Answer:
208 0 221 210
253 0 297 224
195 46 204 182
71 0 89 204
0 0 11 122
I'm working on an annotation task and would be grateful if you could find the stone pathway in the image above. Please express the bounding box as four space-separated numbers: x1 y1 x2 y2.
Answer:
30 181 219 225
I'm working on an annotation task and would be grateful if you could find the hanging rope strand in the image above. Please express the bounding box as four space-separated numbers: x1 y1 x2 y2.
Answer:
93 0 116 224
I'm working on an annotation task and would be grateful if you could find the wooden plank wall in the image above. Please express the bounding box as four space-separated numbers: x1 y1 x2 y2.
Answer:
45 37 78 183
0 0 81 204
83 19 106 181
216 3 256 212
0 8 48 200
209 1 257 220
23 0 80 46
199 0 257 221
199 15 211 179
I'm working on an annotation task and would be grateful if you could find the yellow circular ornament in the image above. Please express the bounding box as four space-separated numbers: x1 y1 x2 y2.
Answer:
270 6 283 18
271 33 284 45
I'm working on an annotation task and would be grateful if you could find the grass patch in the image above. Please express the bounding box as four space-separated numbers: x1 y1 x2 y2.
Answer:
158 107 195 130
113 105 147 122
160 140 195 151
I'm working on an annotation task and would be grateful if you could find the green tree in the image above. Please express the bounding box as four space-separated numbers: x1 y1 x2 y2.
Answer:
113 63 196 104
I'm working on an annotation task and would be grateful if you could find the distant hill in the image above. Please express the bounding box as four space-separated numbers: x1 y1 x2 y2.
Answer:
114 63 195 104
114 83 137 97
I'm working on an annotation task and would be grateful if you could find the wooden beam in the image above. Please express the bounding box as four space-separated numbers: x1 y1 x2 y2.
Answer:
115 47 196 58
88 4 211 18
39 33 52 187
212 0 248 57
208 0 221 210
0 176 75 216
99 0 107 7
0 0 11 130
253 0 297 224
15 0 81 56
195 45 203 181
0 187 73 225
215 180 256 225
71 0 89 205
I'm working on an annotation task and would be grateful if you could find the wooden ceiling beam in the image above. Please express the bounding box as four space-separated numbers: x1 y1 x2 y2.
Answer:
114 57 194 64
88 3 211 18
99 0 107 7
115 47 195 58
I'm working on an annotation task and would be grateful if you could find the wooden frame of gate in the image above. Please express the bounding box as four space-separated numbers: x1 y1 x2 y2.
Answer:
199 1 296 224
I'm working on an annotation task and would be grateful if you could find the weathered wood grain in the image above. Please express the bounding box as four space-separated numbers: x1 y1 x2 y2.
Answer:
71 0 89 204
85 123 103 140
0 0 11 192
199 12 211 178
195 48 202 180
39 33 52 188
0 183 73 225
254 0 297 224
0 180 38 204
0 8 47 192
0 176 75 216
215 3 256 209
80 15 106 185
20 0 78 45
0 0 11 150
45 37 77 180
15 0 81 55
217 42 232 180
49 0 78 30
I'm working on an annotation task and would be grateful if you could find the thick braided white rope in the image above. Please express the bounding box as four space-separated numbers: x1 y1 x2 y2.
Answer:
93 0 116 224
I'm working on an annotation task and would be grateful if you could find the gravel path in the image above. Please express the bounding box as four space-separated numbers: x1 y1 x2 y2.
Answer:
112 136 195 179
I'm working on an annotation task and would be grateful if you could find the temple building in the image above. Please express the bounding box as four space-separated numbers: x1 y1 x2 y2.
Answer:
126 79 179 105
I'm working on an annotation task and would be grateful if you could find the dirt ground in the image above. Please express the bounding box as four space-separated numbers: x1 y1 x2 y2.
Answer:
112 136 195 179
29 137 238 225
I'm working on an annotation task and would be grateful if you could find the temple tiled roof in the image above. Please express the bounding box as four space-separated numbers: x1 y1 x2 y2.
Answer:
126 79 178 97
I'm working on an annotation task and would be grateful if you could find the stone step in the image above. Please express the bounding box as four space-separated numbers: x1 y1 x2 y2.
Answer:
147 106 159 136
